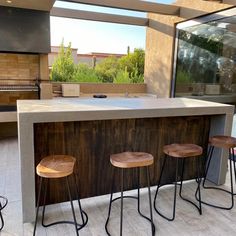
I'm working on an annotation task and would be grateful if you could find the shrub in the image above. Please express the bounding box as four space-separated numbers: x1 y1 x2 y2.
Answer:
130 66 144 83
113 68 131 83
95 56 119 83
50 41 77 82
74 64 101 83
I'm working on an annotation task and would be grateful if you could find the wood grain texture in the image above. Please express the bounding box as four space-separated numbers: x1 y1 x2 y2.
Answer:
163 143 203 158
34 116 211 205
110 151 154 168
209 135 236 149
36 155 76 178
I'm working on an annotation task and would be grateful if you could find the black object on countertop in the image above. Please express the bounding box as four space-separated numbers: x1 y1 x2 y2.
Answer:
93 94 107 98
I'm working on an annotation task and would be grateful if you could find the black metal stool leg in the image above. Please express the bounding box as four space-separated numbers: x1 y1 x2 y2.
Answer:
0 216 3 231
0 202 4 231
196 156 202 215
154 155 178 221
146 166 155 236
120 169 124 236
0 195 8 231
153 156 167 213
105 169 115 236
179 159 185 198
172 158 179 221
73 174 88 229
41 178 49 227
136 167 155 235
137 167 141 215
66 177 79 236
203 146 214 188
179 158 202 214
230 148 236 197
33 177 43 236
229 148 234 207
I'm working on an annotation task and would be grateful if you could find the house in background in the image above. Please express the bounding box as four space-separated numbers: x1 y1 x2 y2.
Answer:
48 46 125 70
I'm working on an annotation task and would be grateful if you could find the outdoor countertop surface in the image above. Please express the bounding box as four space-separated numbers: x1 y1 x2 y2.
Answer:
17 97 234 123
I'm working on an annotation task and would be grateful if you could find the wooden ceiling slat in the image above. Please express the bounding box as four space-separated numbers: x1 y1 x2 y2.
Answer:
51 7 149 26
61 0 180 15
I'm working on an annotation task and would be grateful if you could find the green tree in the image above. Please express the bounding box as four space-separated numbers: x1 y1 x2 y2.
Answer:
74 64 101 83
95 56 119 83
50 41 77 82
118 48 145 77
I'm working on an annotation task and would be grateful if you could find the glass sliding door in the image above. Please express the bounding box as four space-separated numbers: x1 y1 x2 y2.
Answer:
173 7 236 102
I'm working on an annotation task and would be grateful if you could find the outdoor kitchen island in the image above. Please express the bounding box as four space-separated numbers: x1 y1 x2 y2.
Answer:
17 97 234 223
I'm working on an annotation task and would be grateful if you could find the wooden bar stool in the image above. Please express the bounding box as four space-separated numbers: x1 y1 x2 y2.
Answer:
154 144 203 221
105 152 155 236
196 135 236 210
33 155 88 236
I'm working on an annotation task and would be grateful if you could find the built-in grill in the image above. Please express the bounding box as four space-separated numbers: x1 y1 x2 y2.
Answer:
0 84 40 111
0 84 39 92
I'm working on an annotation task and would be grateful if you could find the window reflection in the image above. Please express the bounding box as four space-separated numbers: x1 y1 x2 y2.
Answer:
174 14 236 98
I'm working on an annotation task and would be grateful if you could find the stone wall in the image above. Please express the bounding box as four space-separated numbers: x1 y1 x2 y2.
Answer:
145 0 234 97
0 53 39 85
0 53 49 85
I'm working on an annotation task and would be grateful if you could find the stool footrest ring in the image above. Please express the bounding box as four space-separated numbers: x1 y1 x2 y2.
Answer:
154 183 202 221
110 195 154 224
195 184 235 210
197 146 235 210
42 210 88 230
105 195 155 235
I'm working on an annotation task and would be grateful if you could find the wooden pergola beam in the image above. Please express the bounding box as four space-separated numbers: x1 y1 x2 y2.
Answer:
51 7 149 26
60 0 180 15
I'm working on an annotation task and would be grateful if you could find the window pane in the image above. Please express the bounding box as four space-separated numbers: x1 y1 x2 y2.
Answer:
174 15 236 98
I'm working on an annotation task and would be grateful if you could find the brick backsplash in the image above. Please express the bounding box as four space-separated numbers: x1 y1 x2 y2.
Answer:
0 53 40 85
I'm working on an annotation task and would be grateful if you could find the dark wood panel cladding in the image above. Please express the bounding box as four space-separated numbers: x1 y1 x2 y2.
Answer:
34 116 211 205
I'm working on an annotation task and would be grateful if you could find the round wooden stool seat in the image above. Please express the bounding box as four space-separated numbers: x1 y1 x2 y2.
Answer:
209 135 236 149
163 143 203 158
110 151 154 168
36 155 76 178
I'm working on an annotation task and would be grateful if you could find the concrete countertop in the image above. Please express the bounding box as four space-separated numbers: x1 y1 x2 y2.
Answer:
17 97 234 124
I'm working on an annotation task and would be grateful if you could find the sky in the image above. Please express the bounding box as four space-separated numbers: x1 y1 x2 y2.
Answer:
50 0 175 54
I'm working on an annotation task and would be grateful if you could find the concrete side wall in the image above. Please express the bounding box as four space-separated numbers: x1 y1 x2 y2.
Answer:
145 0 234 97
